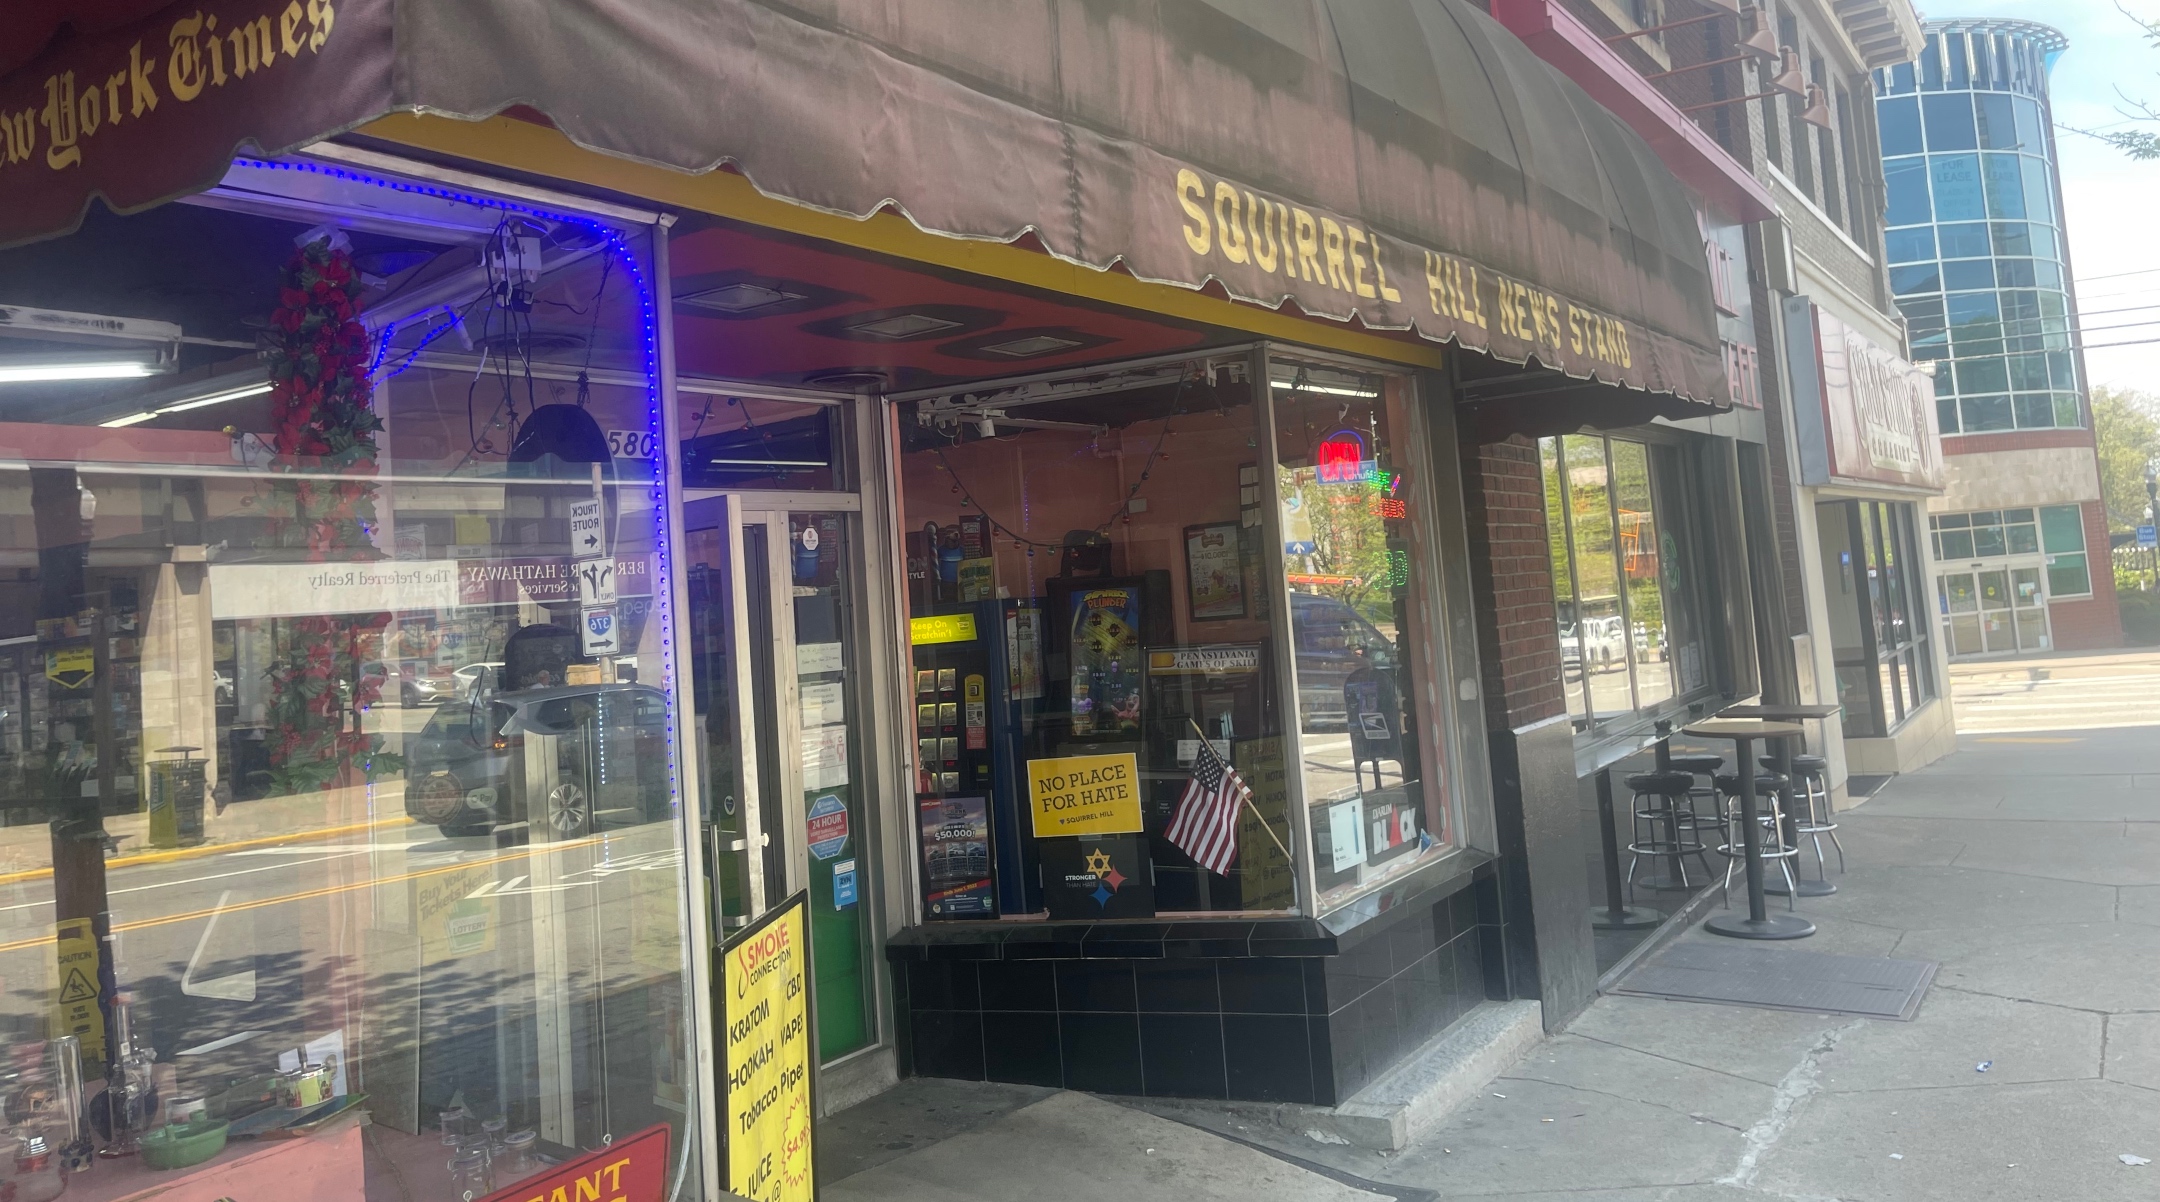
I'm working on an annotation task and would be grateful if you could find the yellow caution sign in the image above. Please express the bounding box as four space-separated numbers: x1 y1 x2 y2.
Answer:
51 918 103 1063
725 893 814 1202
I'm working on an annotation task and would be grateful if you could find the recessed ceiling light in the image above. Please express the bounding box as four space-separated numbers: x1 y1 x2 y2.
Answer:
98 411 159 428
846 312 965 340
979 334 1086 359
679 282 806 315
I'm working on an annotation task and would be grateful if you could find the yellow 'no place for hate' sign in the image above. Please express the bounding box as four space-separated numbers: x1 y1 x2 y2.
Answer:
1027 752 1143 837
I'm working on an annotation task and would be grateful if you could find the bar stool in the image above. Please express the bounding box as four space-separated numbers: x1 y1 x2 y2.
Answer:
1713 771 1800 908
1761 753 1843 878
1665 753 1724 848
1624 771 1710 898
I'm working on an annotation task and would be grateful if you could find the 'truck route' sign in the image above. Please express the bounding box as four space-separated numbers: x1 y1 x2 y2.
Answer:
725 892 814 1202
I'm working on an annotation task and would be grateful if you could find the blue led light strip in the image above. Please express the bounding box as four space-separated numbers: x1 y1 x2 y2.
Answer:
242 154 686 828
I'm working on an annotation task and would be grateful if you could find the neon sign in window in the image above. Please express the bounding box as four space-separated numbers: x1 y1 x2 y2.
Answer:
1315 429 1377 484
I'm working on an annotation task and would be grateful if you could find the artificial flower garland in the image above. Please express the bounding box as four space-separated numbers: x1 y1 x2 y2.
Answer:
258 232 399 793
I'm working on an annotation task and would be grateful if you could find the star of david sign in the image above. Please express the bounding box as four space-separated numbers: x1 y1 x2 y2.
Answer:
1084 847 1113 874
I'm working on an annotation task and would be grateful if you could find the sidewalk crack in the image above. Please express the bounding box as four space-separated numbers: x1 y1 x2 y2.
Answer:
1491 1074 1748 1132
1567 1031 1794 1090
1935 981 2115 1016
1717 1020 1860 1192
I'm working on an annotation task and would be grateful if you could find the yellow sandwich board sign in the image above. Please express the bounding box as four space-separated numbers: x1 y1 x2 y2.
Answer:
724 892 815 1202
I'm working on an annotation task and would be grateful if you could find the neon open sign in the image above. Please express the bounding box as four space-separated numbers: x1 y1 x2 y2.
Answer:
1315 430 1377 484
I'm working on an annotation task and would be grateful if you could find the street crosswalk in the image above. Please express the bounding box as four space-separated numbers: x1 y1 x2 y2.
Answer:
1952 663 2160 732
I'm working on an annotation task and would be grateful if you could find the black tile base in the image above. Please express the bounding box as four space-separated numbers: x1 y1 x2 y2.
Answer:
891 876 1489 1105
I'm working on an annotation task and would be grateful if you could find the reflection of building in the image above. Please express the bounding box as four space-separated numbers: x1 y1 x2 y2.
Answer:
1873 20 2124 657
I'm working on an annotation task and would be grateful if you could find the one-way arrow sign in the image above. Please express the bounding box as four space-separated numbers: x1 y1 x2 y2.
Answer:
575 558 618 607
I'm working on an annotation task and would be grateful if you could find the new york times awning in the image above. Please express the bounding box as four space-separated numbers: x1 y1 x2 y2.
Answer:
0 0 1729 406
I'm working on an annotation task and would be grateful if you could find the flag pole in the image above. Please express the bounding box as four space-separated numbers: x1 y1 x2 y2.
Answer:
1186 717 1293 864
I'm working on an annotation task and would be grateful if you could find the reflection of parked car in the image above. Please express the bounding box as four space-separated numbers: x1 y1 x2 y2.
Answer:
359 660 423 709
408 669 459 706
403 683 672 839
1560 617 1627 680
453 661 504 701
1290 592 1397 730
1631 622 1667 662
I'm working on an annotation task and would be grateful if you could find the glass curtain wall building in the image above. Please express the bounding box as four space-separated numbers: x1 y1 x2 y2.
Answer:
1874 21 2079 435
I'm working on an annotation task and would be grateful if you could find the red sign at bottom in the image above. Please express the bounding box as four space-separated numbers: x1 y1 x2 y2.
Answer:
479 1123 672 1202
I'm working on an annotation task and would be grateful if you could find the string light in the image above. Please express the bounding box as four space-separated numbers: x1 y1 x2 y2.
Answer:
929 363 1201 551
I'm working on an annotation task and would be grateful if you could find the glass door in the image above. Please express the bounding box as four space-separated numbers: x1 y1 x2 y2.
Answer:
685 498 877 1063
1939 571 1984 657
1976 568 2018 654
2010 566 2051 651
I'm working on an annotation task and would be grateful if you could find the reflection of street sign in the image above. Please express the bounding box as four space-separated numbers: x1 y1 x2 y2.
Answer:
2139 525 2157 548
570 499 606 559
574 559 617 606
45 645 92 690
580 607 618 656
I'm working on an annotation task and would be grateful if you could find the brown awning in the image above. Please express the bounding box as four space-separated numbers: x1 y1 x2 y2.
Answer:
0 0 1729 407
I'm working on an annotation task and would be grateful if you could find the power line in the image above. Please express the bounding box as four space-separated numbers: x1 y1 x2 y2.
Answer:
2077 266 2160 284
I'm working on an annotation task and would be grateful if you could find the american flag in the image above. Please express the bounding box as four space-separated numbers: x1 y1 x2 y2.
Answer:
1165 737 1250 875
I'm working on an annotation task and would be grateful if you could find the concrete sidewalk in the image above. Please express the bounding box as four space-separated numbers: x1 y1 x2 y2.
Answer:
821 719 2160 1200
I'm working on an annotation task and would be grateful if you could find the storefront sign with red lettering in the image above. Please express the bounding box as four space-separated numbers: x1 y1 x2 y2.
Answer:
478 1123 671 1202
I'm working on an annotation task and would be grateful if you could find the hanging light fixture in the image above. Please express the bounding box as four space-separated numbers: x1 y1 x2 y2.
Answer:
1678 45 1811 115
1771 47 1808 97
1738 5 1781 61
1800 83 1834 129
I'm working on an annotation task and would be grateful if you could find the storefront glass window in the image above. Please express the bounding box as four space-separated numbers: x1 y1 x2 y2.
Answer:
677 390 850 491
1540 441 1589 727
2039 504 2091 596
1540 435 1715 732
892 353 1459 921
896 357 1299 918
0 159 693 1190
1819 501 1935 737
1271 359 1454 913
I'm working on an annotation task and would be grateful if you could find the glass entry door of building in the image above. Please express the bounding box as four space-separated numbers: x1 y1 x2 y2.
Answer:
1938 565 2050 657
685 496 877 1063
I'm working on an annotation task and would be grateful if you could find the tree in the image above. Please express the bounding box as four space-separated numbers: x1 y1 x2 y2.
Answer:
2086 6 2160 159
2091 385 2160 531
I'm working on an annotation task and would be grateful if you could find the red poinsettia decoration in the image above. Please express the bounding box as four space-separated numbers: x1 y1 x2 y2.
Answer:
258 232 400 794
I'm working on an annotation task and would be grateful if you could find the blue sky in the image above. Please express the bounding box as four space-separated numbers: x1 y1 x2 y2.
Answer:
1919 1 2160 393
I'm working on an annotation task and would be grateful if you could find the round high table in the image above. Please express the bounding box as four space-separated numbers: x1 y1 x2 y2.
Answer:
1680 718 1815 941
1715 703 1845 898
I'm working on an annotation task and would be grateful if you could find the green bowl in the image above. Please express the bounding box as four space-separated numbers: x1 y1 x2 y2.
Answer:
140 1120 230 1170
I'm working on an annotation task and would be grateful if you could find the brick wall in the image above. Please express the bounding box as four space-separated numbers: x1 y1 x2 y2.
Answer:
1461 435 1567 732
1941 428 2097 456
2052 500 2124 651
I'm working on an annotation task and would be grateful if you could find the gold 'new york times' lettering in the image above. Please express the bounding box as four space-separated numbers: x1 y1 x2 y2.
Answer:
0 1 337 174
1176 168 1400 304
